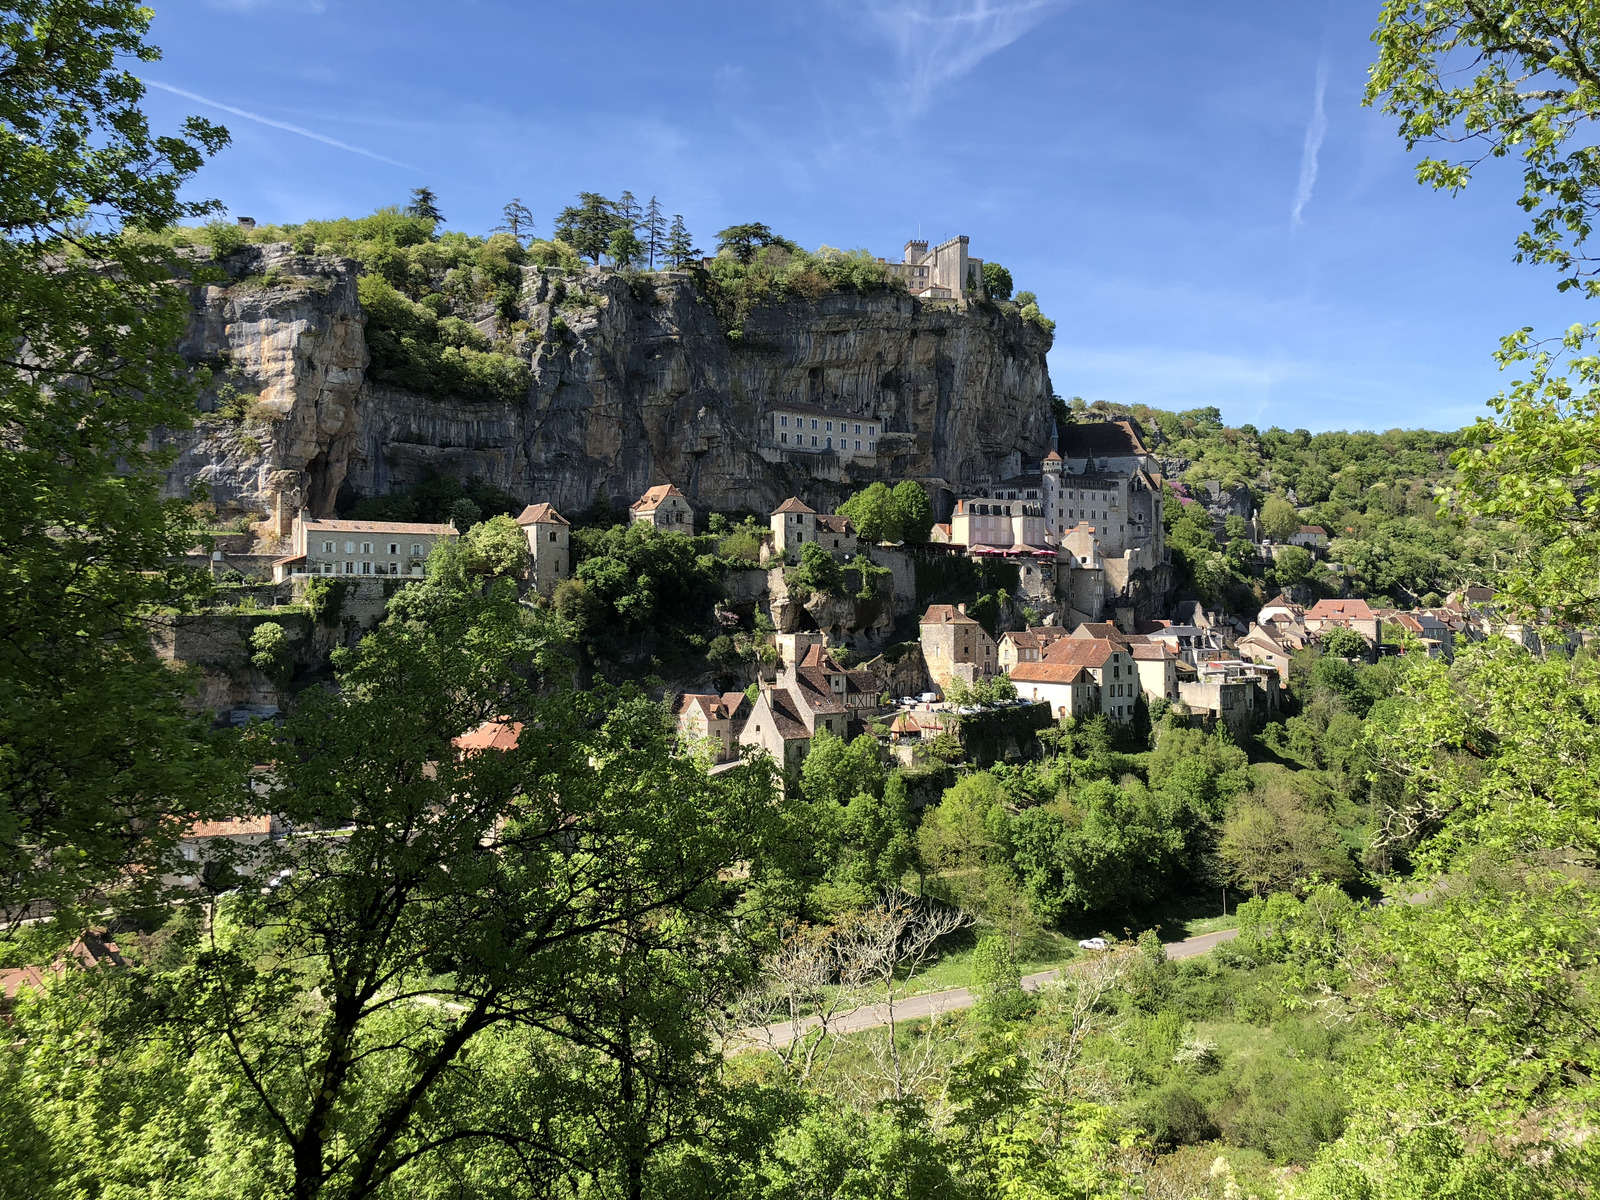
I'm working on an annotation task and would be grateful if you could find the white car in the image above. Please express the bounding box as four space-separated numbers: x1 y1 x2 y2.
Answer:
1077 937 1108 951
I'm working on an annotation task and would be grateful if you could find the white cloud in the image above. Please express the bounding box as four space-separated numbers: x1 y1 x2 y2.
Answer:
144 80 420 172
1291 56 1329 228
855 0 1069 116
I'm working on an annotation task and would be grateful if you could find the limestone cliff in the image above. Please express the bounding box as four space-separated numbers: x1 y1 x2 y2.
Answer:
166 245 1054 543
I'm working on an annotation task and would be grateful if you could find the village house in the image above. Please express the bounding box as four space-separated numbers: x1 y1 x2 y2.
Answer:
1237 623 1297 677
1289 525 1331 551
1178 659 1281 741
920 604 998 695
947 497 1051 551
1035 637 1140 721
1131 642 1181 704
742 687 818 771
770 497 859 561
1 932 126 1000
674 691 751 763
997 627 1071 673
630 483 694 529
514 503 570 595
1007 659 1099 721
273 511 457 581
737 644 882 769
1380 610 1454 659
1304 597 1382 645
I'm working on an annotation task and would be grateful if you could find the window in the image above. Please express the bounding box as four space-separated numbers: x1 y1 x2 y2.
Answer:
812 436 818 447
362 561 372 575
780 415 788 426
548 530 557 542
344 561 353 574
780 432 788 444
181 845 197 862
855 440 861 450
810 419 818 429
868 441 875 451
826 437 832 448
411 543 422 555
854 423 861 434
361 541 372 554
825 421 833 431
322 540 334 553
388 542 398 554
869 425 876 435
344 540 356 554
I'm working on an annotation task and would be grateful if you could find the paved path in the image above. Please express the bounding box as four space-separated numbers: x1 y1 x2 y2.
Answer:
741 927 1239 1046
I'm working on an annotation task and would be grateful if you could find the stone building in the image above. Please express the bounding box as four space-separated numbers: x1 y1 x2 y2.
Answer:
880 235 984 299
274 512 457 581
1007 660 1098 721
674 692 751 763
630 483 694 530
919 603 997 694
765 404 882 463
770 498 858 562
1035 638 1139 722
515 503 570 595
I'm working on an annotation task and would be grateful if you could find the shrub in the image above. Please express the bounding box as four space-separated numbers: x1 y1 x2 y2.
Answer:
248 621 293 683
304 577 352 627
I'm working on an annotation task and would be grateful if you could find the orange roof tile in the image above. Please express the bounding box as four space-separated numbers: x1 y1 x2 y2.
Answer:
515 502 569 526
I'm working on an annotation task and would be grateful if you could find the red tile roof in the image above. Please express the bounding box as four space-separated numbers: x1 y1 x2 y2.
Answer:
1011 661 1089 685
631 484 688 512
1042 639 1119 669
187 816 274 838
921 604 979 626
773 497 815 515
1131 643 1176 661
515 502 569 526
1306 598 1376 621
453 719 524 753
765 689 813 740
815 514 854 534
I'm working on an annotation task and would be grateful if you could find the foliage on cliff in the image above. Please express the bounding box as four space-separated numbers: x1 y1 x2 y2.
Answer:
699 240 906 336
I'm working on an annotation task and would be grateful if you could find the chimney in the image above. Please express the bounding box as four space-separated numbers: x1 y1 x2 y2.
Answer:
957 603 966 615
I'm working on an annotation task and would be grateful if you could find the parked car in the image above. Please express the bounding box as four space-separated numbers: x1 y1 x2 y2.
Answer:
1077 937 1108 951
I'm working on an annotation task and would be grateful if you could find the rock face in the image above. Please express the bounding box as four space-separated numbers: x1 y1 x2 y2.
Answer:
165 246 1054 544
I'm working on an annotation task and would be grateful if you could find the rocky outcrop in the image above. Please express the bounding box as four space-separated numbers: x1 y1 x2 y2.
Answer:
164 247 1054 546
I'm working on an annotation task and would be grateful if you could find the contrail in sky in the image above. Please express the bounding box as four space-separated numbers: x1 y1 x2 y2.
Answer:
145 80 420 171
1291 57 1329 228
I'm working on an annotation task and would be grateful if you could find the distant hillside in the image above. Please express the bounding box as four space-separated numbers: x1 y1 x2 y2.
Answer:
1052 399 1504 611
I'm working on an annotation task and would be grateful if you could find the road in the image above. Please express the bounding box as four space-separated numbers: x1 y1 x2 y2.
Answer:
740 926 1240 1045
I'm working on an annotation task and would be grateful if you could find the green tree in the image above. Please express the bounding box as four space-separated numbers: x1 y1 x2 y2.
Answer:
642 194 665 268
971 933 1026 1022
404 185 442 223
460 513 530 578
609 225 644 269
664 213 698 267
981 261 1014 301
1320 626 1368 660
553 192 623 264
786 542 845 597
492 196 533 244
0 1 237 931
715 221 787 263
1219 780 1354 898
838 481 899 543
2 581 789 1200
248 621 294 684
800 728 886 810
1260 494 1301 541
1268 544 1314 588
891 480 934 543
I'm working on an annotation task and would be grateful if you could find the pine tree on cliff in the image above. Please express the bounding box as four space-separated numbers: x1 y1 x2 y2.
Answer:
616 190 641 230
664 214 700 267
405 186 443 225
554 192 624 264
643 195 666 268
494 197 534 245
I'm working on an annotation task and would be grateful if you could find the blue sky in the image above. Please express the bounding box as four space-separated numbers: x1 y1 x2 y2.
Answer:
141 0 1583 433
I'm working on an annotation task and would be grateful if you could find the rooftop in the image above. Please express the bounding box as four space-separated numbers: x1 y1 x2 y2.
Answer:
631 484 689 511
515 502 569 526
303 518 456 536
